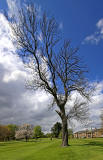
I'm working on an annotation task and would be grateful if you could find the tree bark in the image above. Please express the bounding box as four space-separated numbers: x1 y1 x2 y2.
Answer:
61 115 69 146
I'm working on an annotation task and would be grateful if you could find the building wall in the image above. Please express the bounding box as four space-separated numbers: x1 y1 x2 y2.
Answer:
74 128 103 138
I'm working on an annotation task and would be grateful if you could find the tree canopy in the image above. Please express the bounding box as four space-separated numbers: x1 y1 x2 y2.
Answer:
33 125 43 138
51 122 62 138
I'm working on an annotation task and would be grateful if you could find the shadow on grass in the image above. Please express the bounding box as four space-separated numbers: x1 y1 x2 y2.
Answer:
0 143 7 146
0 139 51 146
73 140 103 147
0 141 19 146
84 141 103 147
20 139 50 143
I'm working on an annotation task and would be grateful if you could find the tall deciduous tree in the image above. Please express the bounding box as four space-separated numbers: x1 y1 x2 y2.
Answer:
7 3 93 146
0 125 11 141
7 124 18 140
33 126 43 138
51 122 62 138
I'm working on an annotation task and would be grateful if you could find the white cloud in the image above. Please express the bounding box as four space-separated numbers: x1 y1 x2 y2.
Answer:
3 70 26 83
6 0 20 18
83 18 103 45
96 18 103 34
0 1 103 132
0 12 58 132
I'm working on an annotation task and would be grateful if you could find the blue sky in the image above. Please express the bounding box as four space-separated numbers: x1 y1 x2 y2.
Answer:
0 0 103 131
0 0 103 81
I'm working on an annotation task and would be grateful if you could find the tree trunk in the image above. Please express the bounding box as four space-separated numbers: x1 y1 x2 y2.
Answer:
61 116 69 146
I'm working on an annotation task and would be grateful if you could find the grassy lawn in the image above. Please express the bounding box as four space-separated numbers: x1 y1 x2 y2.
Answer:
0 138 103 160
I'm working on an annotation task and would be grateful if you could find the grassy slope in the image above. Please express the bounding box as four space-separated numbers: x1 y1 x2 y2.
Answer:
0 138 103 160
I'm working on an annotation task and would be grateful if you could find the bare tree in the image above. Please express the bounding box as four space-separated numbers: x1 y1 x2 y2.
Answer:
68 97 89 122
7 4 93 146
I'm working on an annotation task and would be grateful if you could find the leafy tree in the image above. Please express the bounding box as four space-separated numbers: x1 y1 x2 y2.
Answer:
7 124 18 140
59 130 62 139
68 129 73 139
45 133 53 138
0 125 11 141
33 126 43 138
51 122 62 138
59 129 73 139
7 3 93 146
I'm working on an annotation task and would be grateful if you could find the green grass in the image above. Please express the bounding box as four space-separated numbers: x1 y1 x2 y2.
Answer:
0 138 103 160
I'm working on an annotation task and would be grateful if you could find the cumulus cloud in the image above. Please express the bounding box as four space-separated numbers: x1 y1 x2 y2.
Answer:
0 0 59 132
0 12 59 132
0 11 103 131
83 18 103 45
0 0 103 133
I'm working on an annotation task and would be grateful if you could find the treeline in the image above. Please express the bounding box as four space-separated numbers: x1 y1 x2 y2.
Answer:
0 124 18 141
0 122 73 141
51 122 73 139
0 124 44 141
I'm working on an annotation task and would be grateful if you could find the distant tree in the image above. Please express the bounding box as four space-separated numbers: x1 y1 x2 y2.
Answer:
51 122 62 138
68 129 73 139
7 3 93 146
45 133 52 138
33 126 43 138
0 125 11 141
15 124 33 141
7 124 18 140
59 130 62 139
